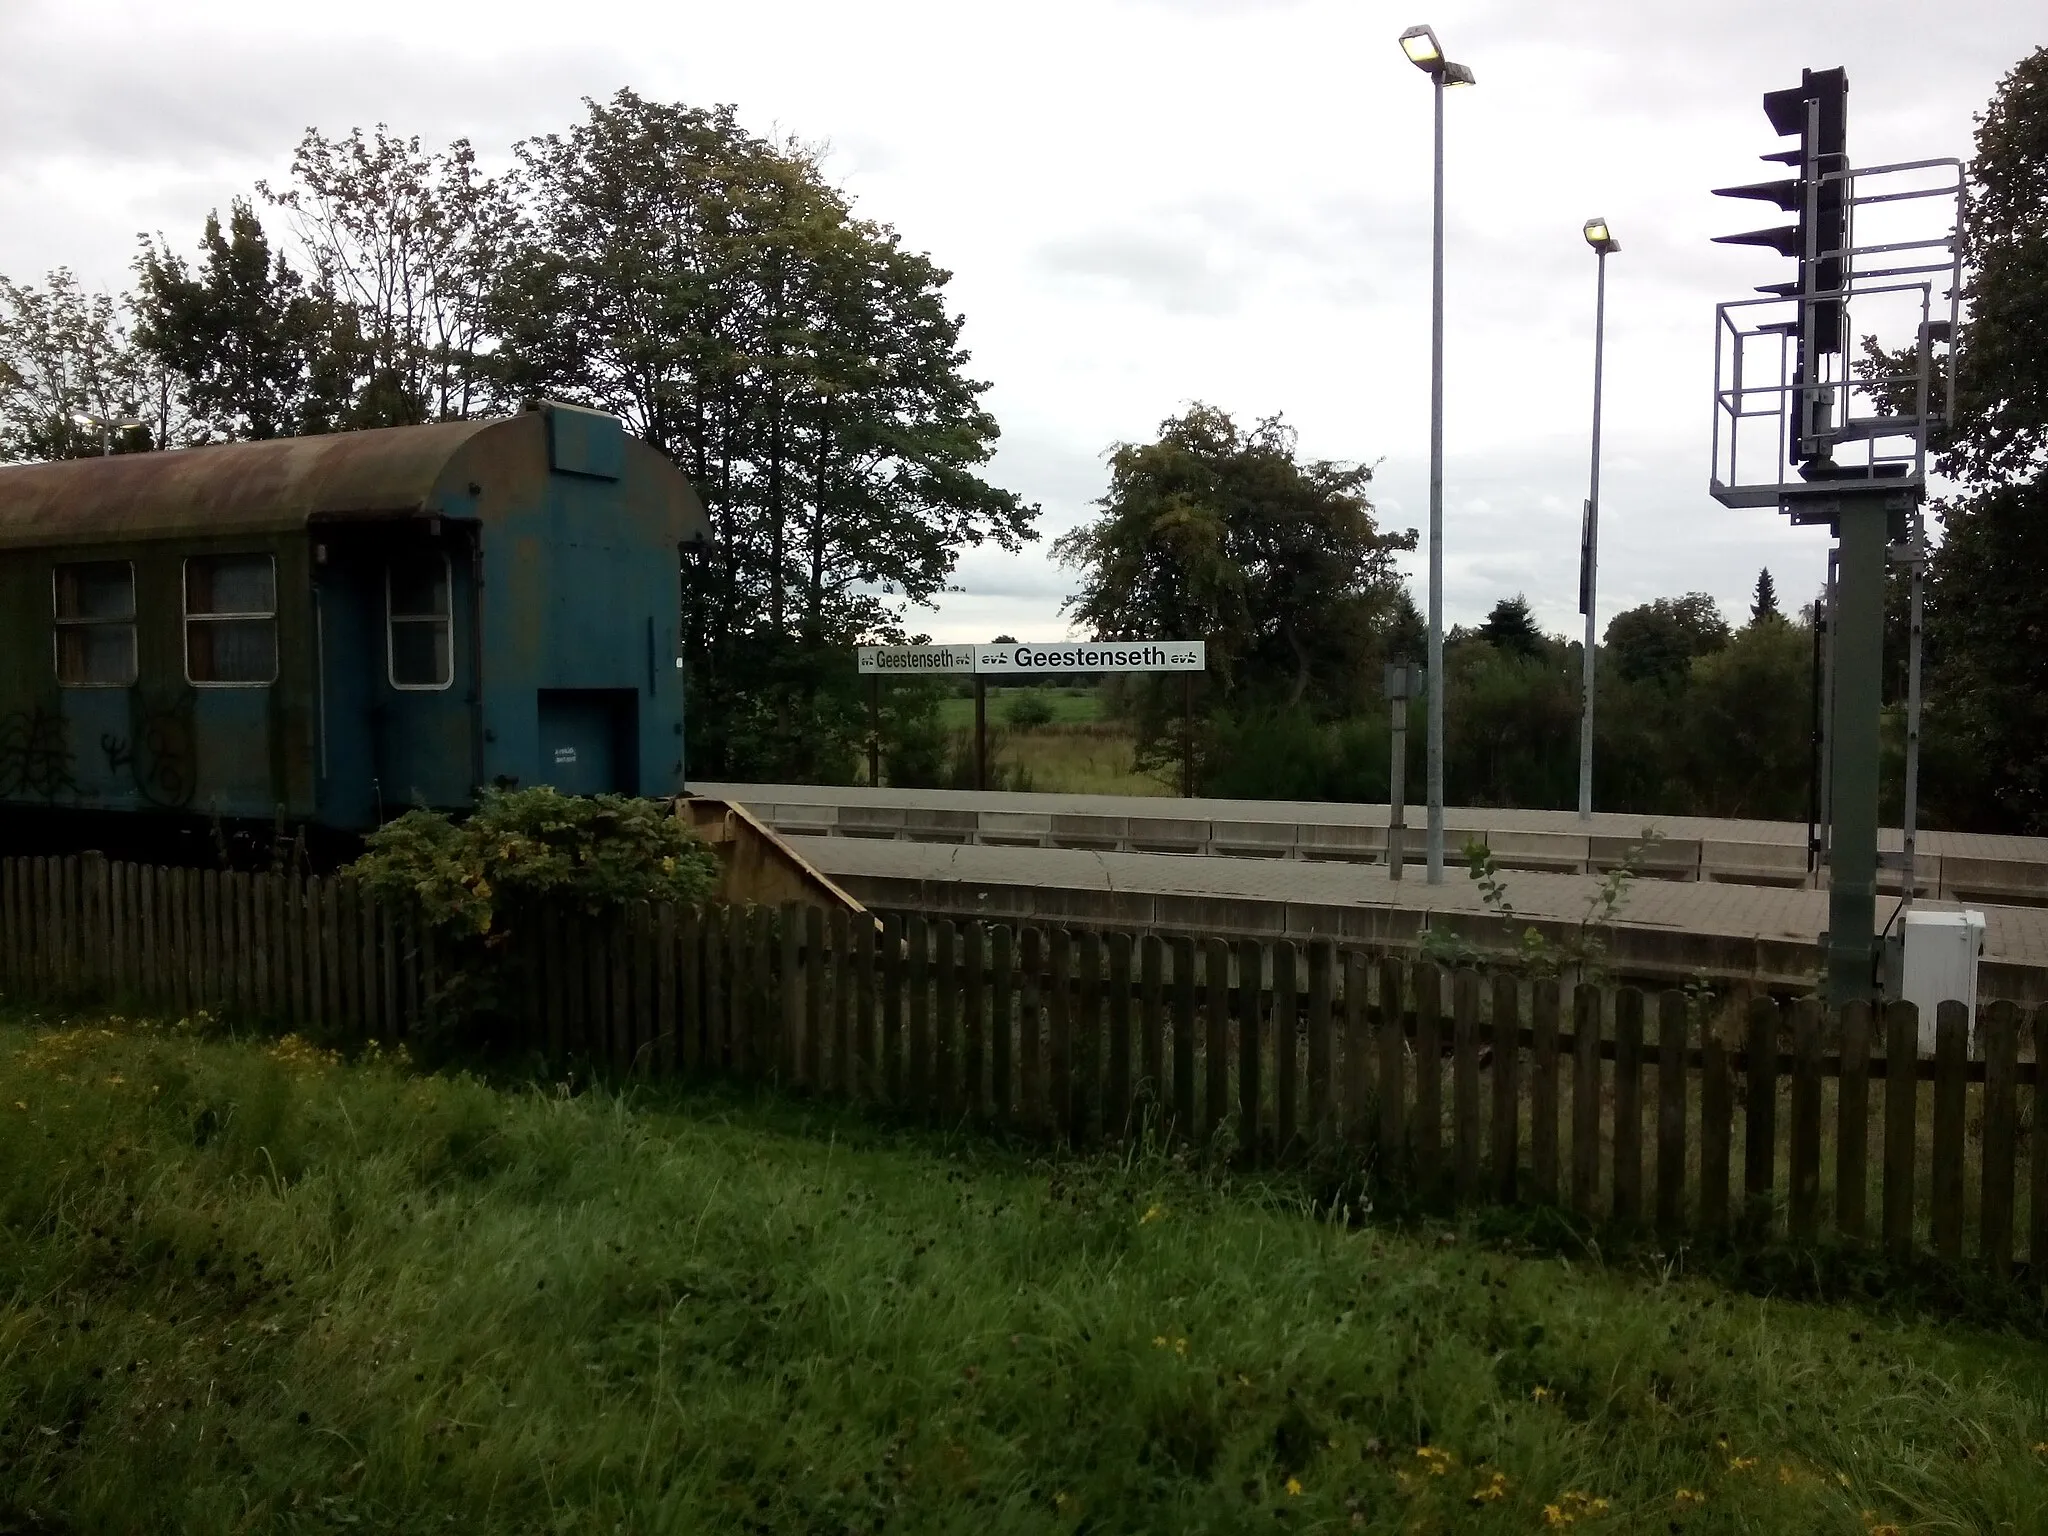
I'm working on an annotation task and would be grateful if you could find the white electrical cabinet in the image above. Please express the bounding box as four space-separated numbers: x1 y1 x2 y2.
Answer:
1900 909 1986 1053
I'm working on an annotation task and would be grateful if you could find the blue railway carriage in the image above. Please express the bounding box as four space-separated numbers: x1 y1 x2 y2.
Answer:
0 404 710 848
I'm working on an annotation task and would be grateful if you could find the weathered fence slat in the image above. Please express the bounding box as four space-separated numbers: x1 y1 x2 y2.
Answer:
803 906 826 1089
1788 998 1822 1244
1744 997 1779 1237
1529 979 1559 1204
1572 984 1601 1219
1019 926 1043 1130
1236 938 1264 1161
604 914 627 1068
1979 1000 2019 1276
910 916 935 1113
1452 970 1482 1201
1449 974 1482 1204
2031 1006 2048 1273
964 920 987 1120
704 905 728 1070
633 901 656 1069
1204 939 1231 1152
358 877 381 1041
1139 934 1164 1127
1655 989 1687 1237
657 903 678 1074
1172 937 1197 1140
1654 999 1687 1236
826 909 851 1097
987 923 1011 1122
1048 929 1074 1143
319 875 342 1034
1344 951 1372 1149
1882 1001 1918 1261
854 912 878 1103
1107 930 1133 1138
1414 965 1443 1194
1699 1005 1733 1232
1836 1001 1871 1241
1930 1001 1969 1263
881 913 906 1105
1307 941 1334 1149
1492 974 1520 1204
1074 930 1103 1146
934 919 958 1121
1273 940 1299 1159
779 902 804 1084
1613 988 1644 1225
1377 958 1406 1167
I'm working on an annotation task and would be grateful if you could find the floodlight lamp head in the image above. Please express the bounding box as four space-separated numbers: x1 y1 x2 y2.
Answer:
1441 61 1476 87
1399 25 1444 69
1583 217 1619 254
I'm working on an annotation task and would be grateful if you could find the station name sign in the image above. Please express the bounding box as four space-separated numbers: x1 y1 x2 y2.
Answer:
856 641 1205 676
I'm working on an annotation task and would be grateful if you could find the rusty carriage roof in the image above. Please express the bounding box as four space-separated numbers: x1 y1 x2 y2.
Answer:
0 415 709 551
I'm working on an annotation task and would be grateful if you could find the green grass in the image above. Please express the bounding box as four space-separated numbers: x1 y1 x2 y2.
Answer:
998 724 1173 796
937 688 1106 731
4 1008 2048 1533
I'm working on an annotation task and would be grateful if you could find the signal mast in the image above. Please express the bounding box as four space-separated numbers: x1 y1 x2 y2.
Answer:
1709 67 1965 1004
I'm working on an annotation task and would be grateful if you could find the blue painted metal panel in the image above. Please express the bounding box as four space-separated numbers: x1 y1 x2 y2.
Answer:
476 410 685 802
546 404 623 481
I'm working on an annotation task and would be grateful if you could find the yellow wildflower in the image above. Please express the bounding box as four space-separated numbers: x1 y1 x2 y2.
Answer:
1152 1335 1168 1349
1532 1385 1552 1402
1727 1455 1757 1472
1285 1477 1303 1496
1415 1446 1453 1475
1140 1204 1165 1224
1173 1337 1188 1357
1471 1470 1509 1502
1674 1488 1705 1505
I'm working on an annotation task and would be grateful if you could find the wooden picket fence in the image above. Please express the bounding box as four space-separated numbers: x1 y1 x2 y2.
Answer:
3 853 2045 1280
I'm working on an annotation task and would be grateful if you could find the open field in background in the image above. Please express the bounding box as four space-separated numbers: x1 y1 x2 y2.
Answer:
937 687 1108 730
5 1009 2048 1534
993 723 1170 796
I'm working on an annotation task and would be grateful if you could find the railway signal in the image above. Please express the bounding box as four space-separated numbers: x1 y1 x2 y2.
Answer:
1706 65 1965 1008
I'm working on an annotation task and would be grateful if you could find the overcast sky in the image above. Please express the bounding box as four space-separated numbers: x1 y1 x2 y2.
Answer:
2 0 2038 643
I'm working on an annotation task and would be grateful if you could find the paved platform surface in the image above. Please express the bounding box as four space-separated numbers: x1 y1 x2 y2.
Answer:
699 782 2048 907
769 832 2048 1003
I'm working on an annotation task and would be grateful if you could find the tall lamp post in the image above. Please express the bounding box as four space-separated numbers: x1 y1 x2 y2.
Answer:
72 411 146 456
1398 24 1475 884
1576 217 1618 823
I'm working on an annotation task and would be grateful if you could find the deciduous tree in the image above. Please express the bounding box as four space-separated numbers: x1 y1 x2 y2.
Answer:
0 270 147 461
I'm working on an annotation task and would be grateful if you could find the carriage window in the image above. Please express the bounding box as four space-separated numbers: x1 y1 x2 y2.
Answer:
184 554 277 685
387 552 452 689
53 561 137 686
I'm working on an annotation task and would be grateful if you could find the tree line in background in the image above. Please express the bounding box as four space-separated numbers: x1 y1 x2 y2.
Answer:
0 91 1038 784
2 49 2043 833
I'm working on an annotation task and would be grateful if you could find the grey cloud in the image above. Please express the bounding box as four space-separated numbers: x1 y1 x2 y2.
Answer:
0 8 627 167
1036 227 1247 315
